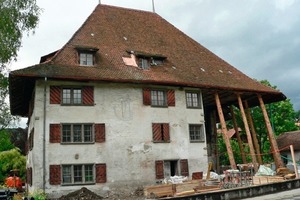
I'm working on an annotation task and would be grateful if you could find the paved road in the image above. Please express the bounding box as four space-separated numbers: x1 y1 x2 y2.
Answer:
243 188 300 200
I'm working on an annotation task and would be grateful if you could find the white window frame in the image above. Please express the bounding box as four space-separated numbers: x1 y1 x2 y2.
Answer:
151 90 167 107
186 91 201 108
62 88 82 105
62 164 95 185
80 52 94 66
189 124 205 142
62 124 94 143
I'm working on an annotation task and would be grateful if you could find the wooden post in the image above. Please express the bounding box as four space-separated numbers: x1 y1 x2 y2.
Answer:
237 94 258 172
257 94 284 168
290 145 299 178
230 105 247 164
215 93 236 169
244 101 263 165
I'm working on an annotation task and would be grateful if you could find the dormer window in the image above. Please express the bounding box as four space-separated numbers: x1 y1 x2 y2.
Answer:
137 56 165 70
126 50 166 70
138 57 149 70
75 46 99 66
80 53 93 66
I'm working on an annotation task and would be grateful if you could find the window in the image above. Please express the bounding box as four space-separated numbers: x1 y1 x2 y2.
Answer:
50 86 94 106
143 88 175 107
186 91 201 108
62 124 93 143
50 163 106 185
62 164 94 184
28 129 34 151
62 88 82 105
137 56 164 70
189 124 205 142
155 159 189 179
152 123 170 143
80 53 94 66
151 90 167 106
138 58 149 70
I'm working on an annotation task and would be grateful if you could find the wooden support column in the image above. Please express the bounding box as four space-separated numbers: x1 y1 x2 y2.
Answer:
244 101 263 165
257 94 284 168
230 106 247 164
237 94 258 172
215 93 236 169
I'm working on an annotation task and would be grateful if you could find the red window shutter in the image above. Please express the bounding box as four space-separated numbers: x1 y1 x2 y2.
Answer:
50 86 61 104
155 160 164 179
82 86 94 105
162 123 170 142
50 124 61 143
143 88 151 105
152 123 162 142
96 164 107 183
49 165 61 185
180 159 189 177
26 167 32 186
167 90 175 106
95 124 105 143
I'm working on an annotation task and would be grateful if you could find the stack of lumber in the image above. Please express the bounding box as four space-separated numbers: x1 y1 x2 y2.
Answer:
144 180 220 198
144 184 174 198
252 176 285 185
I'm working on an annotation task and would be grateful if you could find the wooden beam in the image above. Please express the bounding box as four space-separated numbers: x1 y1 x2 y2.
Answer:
244 101 263 165
215 93 236 169
237 94 258 172
257 94 284 168
230 105 247 164
290 145 299 178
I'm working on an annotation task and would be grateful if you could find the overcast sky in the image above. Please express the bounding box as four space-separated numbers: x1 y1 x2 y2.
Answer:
11 0 300 115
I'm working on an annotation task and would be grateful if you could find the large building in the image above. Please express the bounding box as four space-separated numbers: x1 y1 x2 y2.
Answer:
9 4 285 198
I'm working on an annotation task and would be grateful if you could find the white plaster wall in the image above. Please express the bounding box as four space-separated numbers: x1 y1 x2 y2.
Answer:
29 80 208 197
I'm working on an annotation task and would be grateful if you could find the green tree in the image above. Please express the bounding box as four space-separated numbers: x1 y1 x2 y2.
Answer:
0 73 18 129
0 148 26 183
0 0 41 66
0 130 14 152
0 0 40 184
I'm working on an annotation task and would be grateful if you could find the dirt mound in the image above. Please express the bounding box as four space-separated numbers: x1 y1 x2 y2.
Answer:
59 187 103 200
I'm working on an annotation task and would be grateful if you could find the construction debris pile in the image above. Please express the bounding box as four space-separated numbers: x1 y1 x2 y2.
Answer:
144 164 298 199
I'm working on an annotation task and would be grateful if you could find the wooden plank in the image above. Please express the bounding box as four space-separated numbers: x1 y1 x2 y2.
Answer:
144 184 174 198
252 176 285 185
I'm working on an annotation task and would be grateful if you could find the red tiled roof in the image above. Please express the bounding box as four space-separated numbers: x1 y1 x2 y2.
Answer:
9 4 285 116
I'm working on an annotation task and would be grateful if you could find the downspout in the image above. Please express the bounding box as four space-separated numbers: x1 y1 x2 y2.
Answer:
43 77 47 192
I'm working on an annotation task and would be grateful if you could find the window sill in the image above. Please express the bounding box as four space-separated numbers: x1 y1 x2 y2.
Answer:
153 141 171 143
62 182 95 186
61 142 95 145
186 106 202 109
190 140 205 143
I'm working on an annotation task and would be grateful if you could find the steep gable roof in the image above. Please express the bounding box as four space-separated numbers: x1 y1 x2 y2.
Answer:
9 4 285 116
